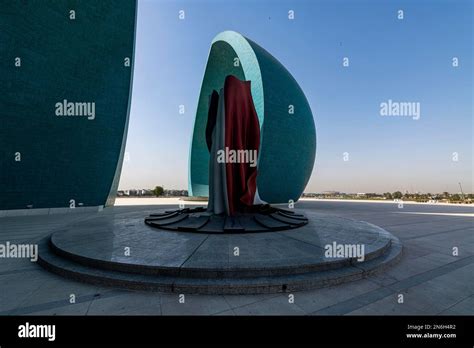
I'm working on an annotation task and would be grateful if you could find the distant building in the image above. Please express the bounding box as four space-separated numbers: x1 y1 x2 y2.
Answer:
322 191 341 196
164 190 188 197
116 189 189 197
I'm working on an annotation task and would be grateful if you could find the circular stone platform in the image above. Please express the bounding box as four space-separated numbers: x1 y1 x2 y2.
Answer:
38 209 402 294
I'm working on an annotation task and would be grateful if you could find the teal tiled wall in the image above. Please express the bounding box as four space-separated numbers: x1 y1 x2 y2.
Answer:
0 1 136 209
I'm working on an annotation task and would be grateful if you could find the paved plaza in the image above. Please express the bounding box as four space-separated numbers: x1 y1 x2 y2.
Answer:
0 199 472 315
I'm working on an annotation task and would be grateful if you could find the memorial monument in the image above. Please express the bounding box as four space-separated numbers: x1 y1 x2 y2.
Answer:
38 31 402 294
145 31 316 232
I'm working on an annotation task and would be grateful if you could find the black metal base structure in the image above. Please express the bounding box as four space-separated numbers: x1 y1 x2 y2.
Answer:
144 205 308 233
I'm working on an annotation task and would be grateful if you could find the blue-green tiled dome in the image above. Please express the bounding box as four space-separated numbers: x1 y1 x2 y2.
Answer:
189 31 316 204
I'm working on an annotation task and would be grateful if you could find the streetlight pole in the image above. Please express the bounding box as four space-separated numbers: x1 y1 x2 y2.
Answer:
458 182 465 202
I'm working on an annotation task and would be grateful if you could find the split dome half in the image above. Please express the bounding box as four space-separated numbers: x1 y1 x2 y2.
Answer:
189 31 316 203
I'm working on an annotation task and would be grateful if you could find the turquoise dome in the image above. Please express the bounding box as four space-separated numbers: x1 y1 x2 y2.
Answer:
189 31 316 204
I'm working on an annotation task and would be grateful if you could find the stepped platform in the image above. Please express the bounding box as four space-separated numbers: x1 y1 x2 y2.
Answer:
38 209 402 294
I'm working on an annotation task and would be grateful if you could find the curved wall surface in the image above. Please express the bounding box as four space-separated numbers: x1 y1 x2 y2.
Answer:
0 1 136 210
189 31 316 203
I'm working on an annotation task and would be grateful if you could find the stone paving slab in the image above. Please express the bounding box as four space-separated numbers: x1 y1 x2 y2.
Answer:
0 201 472 315
439 295 474 315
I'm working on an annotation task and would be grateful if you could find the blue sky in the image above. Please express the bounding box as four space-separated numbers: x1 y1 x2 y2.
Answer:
119 0 472 194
